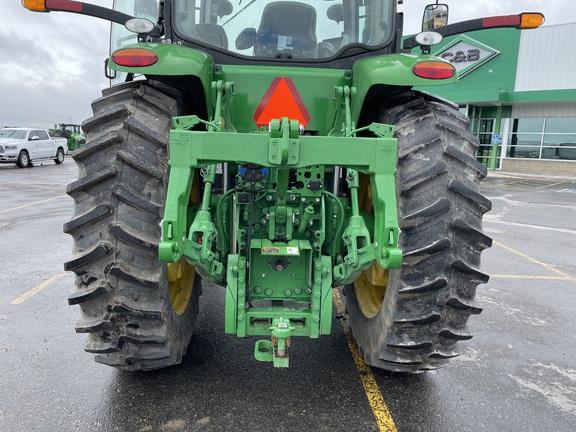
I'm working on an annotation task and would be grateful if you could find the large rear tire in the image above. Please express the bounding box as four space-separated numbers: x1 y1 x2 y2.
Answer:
64 80 201 371
345 91 492 372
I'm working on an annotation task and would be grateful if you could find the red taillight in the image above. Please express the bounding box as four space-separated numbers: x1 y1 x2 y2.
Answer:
112 48 159 67
483 15 521 28
412 61 456 80
482 13 544 29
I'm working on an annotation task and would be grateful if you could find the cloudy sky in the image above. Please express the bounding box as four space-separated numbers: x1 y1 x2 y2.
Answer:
2 0 574 129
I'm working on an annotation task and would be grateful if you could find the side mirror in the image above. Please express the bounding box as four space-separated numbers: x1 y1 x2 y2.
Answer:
235 28 256 50
422 4 449 31
30 135 40 141
327 4 344 25
218 0 233 18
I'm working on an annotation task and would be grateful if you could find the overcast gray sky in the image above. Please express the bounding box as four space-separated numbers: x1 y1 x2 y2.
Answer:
2 0 573 129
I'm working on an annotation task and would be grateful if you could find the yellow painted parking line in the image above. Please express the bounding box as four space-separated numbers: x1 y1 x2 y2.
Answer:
483 179 525 188
0 194 68 214
332 288 397 432
501 179 528 185
10 272 67 305
532 181 565 190
494 241 576 283
486 179 564 191
0 175 48 185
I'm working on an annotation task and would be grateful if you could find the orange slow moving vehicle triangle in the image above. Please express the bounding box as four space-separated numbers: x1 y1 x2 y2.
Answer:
253 77 311 127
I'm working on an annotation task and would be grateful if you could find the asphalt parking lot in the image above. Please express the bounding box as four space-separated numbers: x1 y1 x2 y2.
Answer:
1 160 575 432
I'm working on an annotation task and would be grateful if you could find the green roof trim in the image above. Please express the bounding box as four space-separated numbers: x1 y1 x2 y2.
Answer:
499 89 576 103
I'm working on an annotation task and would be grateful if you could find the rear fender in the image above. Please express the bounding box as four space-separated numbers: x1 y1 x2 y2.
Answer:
352 54 457 120
108 43 215 114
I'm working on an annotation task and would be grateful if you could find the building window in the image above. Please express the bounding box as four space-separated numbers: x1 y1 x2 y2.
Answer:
507 118 576 161
476 119 495 166
467 106 495 166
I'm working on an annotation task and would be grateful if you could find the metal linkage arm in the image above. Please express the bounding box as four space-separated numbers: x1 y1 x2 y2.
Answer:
159 116 402 286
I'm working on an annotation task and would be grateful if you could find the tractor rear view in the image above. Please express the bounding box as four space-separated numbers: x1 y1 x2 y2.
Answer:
49 123 86 151
23 0 543 372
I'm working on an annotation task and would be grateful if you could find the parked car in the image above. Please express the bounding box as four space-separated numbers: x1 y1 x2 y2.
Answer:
0 128 68 168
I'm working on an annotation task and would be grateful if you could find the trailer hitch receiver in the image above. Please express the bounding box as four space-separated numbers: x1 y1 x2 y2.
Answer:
254 318 295 368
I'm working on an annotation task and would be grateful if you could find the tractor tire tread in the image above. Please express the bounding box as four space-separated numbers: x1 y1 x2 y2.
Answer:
345 90 492 372
66 80 201 371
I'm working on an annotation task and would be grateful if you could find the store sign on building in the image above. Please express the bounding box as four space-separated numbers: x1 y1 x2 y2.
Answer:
435 35 500 78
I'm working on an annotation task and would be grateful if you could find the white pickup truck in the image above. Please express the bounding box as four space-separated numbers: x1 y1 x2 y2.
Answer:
0 128 68 168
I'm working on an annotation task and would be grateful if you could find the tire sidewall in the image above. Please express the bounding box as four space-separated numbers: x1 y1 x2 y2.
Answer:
17 151 30 168
55 148 65 164
66 80 201 370
345 91 489 372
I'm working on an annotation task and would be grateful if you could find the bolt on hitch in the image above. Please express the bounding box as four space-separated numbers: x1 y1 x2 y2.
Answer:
254 318 295 368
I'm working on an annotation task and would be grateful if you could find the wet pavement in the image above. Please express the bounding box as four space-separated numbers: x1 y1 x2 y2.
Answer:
1 161 575 431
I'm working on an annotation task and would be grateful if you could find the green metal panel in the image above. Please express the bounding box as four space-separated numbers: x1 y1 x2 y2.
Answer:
107 46 474 132
249 239 312 305
109 47 460 135
477 106 512 119
414 28 521 103
215 65 349 134
109 42 215 111
500 89 576 104
164 126 398 172
109 43 215 77
352 54 458 120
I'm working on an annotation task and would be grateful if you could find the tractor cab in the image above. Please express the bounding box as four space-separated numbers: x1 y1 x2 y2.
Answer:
112 0 396 63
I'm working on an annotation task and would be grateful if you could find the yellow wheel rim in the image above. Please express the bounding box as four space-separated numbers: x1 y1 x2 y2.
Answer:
167 258 196 316
354 262 389 319
166 169 200 316
353 173 390 318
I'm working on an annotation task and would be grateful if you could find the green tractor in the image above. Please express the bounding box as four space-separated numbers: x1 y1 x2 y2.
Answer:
49 123 86 151
23 0 543 371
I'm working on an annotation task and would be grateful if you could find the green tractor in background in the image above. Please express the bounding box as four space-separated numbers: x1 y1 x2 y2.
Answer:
23 0 543 372
49 123 86 151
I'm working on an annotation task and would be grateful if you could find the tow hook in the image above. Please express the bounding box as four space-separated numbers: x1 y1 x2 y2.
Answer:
254 318 295 368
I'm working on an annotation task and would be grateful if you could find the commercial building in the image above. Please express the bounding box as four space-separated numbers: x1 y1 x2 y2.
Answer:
417 23 576 175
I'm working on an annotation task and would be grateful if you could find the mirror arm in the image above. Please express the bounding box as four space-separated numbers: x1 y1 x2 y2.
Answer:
28 0 134 26
405 17 507 49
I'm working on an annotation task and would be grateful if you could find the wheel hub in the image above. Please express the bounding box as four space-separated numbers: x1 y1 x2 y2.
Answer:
354 263 389 319
167 258 196 316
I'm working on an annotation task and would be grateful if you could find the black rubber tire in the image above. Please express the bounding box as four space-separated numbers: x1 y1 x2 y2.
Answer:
16 151 30 168
54 147 65 164
344 91 492 373
64 80 201 371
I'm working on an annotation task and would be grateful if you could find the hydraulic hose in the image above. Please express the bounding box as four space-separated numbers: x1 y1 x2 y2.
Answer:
322 190 345 248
